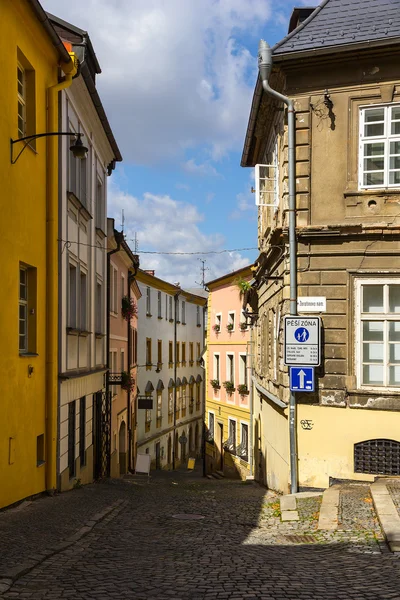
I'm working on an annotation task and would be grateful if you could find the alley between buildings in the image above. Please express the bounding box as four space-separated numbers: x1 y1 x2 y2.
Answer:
1 467 400 600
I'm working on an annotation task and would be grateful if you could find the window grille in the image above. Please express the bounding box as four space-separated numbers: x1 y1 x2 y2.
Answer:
354 439 400 475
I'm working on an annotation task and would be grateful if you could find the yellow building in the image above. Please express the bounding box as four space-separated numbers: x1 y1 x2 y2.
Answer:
0 0 76 508
205 266 253 479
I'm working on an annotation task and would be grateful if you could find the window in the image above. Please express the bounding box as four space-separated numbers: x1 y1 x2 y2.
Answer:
197 342 201 364
120 349 125 372
182 342 186 365
145 407 152 432
68 401 76 478
157 340 162 367
95 175 105 231
168 389 173 424
79 396 86 467
109 350 118 395
197 306 201 327
182 301 186 324
239 354 247 386
228 312 235 331
165 295 168 319
17 64 26 138
169 341 173 365
213 354 220 381
255 138 279 208
215 314 222 330
176 299 180 322
146 338 152 366
359 105 400 188
169 296 173 320
227 354 235 384
110 264 118 314
357 280 400 388
189 342 194 365
121 274 125 299
68 263 77 328
19 264 37 354
146 287 151 316
156 392 162 426
208 412 215 441
68 128 88 207
176 342 180 364
182 385 187 416
17 52 35 142
228 419 237 453
36 434 45 466
158 291 162 318
95 282 103 333
240 423 249 462
196 383 201 409
80 272 87 331
131 328 137 366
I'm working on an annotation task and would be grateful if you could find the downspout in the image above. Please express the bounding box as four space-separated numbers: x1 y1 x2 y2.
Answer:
106 242 121 394
258 40 298 493
127 264 138 472
46 54 77 494
248 323 254 477
172 290 181 470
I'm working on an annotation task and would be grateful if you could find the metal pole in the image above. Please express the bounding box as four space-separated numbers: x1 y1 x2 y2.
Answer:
248 323 254 476
258 40 298 493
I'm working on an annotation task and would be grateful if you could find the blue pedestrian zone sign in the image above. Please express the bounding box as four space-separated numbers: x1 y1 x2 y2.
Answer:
290 367 315 392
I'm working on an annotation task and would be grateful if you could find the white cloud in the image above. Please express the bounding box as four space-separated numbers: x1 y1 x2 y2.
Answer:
108 181 249 286
182 159 220 177
43 0 273 165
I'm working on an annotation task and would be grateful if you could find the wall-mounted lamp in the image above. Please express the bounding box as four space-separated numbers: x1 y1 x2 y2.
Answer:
10 132 88 165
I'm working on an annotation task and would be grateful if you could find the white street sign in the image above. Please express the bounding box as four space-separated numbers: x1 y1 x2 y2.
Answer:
284 316 321 366
297 297 326 313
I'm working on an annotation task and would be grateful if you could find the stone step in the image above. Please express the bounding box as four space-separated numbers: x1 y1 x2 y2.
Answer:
211 472 223 480
215 471 225 478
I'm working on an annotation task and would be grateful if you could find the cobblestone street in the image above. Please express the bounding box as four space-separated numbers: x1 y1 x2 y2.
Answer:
1 469 400 600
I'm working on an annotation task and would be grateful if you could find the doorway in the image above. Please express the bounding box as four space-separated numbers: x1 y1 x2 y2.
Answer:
167 436 172 468
181 430 187 463
189 427 193 455
119 421 127 475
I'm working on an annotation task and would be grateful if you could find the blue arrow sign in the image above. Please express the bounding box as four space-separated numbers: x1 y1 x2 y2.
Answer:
290 367 315 392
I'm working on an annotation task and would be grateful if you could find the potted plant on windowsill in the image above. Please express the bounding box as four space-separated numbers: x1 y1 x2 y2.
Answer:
121 371 135 392
237 384 249 396
239 322 248 331
223 381 235 393
210 379 221 390
121 295 138 321
212 324 220 333
226 322 234 332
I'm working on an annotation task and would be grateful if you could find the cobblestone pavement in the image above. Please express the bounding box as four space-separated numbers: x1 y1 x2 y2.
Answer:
387 480 400 517
1 470 400 600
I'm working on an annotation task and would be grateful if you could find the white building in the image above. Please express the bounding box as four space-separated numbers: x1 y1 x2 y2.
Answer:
136 270 207 469
49 15 122 490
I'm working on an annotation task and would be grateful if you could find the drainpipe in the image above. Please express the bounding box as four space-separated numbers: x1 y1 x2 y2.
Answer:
127 264 138 472
46 54 78 494
172 290 181 469
258 40 298 494
248 323 254 476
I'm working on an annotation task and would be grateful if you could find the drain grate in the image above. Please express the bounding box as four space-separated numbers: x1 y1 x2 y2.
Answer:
282 534 316 544
172 514 205 520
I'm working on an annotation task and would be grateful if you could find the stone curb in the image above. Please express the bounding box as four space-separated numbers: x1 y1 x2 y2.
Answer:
371 479 400 553
0 499 127 595
317 487 339 530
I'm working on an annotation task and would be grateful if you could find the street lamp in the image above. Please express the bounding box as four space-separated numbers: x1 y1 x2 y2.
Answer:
10 132 88 164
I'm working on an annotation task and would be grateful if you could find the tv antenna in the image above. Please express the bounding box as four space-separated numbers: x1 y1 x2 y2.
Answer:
196 258 209 289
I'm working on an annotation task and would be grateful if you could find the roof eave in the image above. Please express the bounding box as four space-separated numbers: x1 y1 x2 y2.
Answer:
27 1 72 64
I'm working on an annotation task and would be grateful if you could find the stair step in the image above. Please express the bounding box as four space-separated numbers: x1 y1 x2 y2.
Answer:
211 473 223 479
216 471 225 478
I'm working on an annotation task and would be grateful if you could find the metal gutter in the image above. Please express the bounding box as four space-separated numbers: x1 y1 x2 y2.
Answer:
27 1 72 64
252 377 287 409
272 0 329 54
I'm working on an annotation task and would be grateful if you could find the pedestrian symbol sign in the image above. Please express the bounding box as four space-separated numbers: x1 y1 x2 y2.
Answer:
284 316 321 366
290 367 315 392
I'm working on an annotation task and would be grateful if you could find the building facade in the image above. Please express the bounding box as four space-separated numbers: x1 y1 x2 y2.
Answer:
107 220 140 478
242 0 400 492
205 267 253 479
136 270 207 469
0 0 78 509
50 15 122 490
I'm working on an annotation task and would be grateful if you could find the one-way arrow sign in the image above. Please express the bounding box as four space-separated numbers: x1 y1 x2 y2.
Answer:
290 366 315 392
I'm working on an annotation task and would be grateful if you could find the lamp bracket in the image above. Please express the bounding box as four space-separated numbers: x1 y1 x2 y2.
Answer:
10 132 82 164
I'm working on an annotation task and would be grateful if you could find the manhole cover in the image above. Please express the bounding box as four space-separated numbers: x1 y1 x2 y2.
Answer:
282 535 316 544
172 514 205 520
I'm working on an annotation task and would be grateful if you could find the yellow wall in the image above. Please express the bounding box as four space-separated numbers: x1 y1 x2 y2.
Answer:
298 404 400 489
0 1 60 508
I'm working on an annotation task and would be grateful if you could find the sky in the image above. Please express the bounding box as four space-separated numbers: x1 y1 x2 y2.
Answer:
44 0 319 287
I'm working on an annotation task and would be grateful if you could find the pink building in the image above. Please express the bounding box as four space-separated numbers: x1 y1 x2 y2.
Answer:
107 220 141 477
205 265 253 479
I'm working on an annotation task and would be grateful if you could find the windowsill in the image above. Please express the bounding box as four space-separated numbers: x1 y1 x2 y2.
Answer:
110 312 118 319
182 322 186 326
347 387 400 396
95 332 106 339
176 320 181 324
36 460 45 468
67 191 93 220
95 226 106 239
19 352 38 358
146 313 152 318
66 328 91 337
169 319 174 323
345 188 400 196
196 324 201 327
158 316 163 320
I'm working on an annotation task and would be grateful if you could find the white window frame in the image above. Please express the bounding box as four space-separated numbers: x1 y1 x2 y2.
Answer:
17 63 26 139
182 301 186 324
228 311 235 331
226 353 235 385
19 266 28 352
359 104 400 190
213 353 220 382
228 417 237 452
255 138 279 208
146 286 151 316
110 263 118 315
197 305 201 326
158 291 162 318
240 421 249 461
355 278 400 390
208 410 215 441
239 352 247 386
215 312 222 331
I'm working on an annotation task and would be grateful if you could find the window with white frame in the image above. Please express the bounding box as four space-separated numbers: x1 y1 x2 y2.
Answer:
255 137 279 208
197 305 201 327
357 280 400 388
359 105 400 188
228 311 235 331
228 418 237 453
120 349 125 372
95 174 105 231
240 423 249 462
165 294 168 319
208 411 215 441
19 266 28 352
109 350 118 395
121 274 125 300
146 287 151 316
213 353 220 382
18 263 37 354
182 301 186 324
239 354 247 386
169 296 173 320
95 282 103 333
227 354 234 384
110 264 118 314
158 291 162 318
80 271 87 331
17 63 26 139
68 263 77 328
